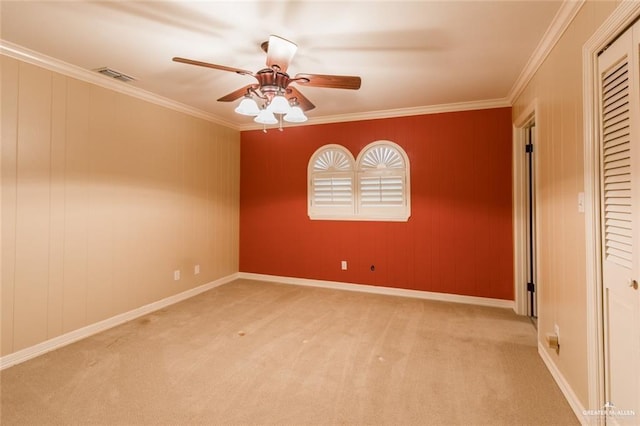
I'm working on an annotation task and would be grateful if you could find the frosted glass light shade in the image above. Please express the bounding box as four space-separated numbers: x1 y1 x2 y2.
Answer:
284 105 308 123
266 95 291 114
254 109 278 124
234 97 260 116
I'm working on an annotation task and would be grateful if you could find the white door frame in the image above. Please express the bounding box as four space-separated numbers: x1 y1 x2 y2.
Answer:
513 100 538 316
582 0 640 414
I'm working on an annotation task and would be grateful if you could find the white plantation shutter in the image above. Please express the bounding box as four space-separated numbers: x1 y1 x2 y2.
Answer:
308 145 355 218
308 141 410 221
602 59 633 269
312 176 353 206
356 141 410 220
360 175 404 206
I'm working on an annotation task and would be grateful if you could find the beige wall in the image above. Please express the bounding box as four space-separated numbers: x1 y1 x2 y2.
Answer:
512 0 618 408
1 56 240 356
1 1 625 408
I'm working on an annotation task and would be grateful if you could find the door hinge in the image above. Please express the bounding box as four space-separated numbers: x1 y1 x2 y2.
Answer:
525 144 534 153
527 282 536 292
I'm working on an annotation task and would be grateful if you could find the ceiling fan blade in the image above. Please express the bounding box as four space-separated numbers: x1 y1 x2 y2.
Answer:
286 86 315 111
172 57 254 76
294 73 361 90
217 85 259 102
265 35 297 73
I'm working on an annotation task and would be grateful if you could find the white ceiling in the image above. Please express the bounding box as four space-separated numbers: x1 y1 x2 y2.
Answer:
1 1 564 129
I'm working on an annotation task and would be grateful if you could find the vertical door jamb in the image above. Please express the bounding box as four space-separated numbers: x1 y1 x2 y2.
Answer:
526 124 537 319
513 101 538 317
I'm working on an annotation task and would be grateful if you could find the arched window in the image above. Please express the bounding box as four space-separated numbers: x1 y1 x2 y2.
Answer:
356 141 410 221
307 141 410 221
308 144 355 219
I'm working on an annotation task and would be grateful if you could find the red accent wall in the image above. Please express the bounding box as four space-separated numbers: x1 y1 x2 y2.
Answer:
240 107 514 300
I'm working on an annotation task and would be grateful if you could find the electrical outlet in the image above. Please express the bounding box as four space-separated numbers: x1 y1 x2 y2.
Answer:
578 192 585 213
194 264 200 275
341 260 347 270
174 270 181 281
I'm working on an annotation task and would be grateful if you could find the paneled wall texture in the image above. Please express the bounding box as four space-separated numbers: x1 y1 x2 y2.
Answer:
1 57 240 356
240 107 514 300
512 0 617 408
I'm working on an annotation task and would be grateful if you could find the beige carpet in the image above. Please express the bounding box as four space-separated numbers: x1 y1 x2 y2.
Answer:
1 279 578 425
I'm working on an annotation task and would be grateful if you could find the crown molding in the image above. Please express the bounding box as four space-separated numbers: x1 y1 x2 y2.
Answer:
0 40 239 130
237 98 511 131
507 0 585 103
2 39 511 133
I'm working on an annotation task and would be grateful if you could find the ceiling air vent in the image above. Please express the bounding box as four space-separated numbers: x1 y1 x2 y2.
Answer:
95 67 136 83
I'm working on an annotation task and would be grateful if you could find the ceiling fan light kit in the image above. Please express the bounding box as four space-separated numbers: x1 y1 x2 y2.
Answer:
173 34 361 132
254 109 278 125
234 96 261 116
266 94 293 114
284 105 308 123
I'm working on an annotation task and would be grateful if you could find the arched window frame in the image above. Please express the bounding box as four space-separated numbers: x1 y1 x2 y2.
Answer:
307 141 410 221
308 144 356 220
355 140 411 221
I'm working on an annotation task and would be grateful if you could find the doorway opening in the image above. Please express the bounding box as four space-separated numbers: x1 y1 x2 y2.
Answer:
524 123 537 322
513 104 538 319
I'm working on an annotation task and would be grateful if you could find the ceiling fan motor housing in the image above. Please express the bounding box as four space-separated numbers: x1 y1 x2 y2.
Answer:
173 34 360 113
255 68 291 97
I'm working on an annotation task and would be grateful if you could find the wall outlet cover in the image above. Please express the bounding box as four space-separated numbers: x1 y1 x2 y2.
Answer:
578 192 585 213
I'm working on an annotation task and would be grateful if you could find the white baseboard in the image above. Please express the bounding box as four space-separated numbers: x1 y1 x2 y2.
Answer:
0 273 239 371
237 272 515 310
1 273 513 371
538 342 586 425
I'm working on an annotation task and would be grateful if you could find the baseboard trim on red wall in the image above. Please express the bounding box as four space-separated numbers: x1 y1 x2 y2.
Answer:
1 274 514 371
237 272 515 310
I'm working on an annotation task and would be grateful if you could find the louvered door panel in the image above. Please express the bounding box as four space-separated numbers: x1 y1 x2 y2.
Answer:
602 59 633 269
598 21 640 424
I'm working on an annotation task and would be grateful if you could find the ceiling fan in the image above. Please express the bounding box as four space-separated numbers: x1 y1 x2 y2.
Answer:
173 35 361 128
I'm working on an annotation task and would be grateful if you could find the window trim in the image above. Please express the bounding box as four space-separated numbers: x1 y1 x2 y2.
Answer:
355 140 411 221
308 140 411 222
308 144 356 220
